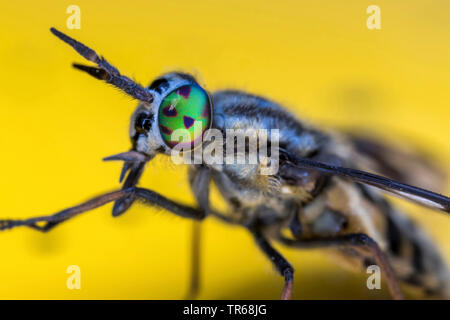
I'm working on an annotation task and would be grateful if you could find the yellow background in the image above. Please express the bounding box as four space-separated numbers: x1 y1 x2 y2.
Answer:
0 0 449 299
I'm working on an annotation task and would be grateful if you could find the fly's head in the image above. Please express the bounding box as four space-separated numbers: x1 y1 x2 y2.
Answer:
130 72 213 157
102 72 213 192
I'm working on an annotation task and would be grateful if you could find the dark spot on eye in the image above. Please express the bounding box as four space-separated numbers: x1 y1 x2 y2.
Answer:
177 86 191 99
135 113 154 133
160 125 173 135
202 102 210 117
162 105 177 117
183 116 195 129
148 78 169 94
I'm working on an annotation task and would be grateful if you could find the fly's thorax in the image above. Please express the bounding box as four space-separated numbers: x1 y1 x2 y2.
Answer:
212 90 329 159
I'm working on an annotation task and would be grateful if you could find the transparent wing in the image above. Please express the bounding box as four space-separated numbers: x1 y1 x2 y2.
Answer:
279 150 450 213
346 132 446 192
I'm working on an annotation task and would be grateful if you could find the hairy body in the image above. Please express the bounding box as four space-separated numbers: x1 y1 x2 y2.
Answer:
187 89 450 299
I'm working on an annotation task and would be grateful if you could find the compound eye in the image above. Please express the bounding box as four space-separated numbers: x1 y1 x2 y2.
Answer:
135 113 153 134
158 84 212 149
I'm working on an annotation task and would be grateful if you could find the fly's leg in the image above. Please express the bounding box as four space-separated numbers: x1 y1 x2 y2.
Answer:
112 161 146 217
28 220 66 232
250 228 294 300
186 166 211 299
278 233 405 300
287 201 302 239
289 210 302 239
0 189 133 232
0 187 205 232
128 188 205 220
187 221 202 299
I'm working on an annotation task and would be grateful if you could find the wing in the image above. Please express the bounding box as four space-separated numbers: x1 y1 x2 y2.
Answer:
278 149 450 214
346 132 447 193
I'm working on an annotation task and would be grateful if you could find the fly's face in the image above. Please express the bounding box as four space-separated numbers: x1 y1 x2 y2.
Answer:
130 72 213 156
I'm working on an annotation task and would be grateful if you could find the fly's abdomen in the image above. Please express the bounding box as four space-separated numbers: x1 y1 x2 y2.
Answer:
359 184 450 298
383 204 450 298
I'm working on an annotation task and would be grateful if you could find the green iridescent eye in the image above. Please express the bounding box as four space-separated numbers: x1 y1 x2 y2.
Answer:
158 85 212 149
